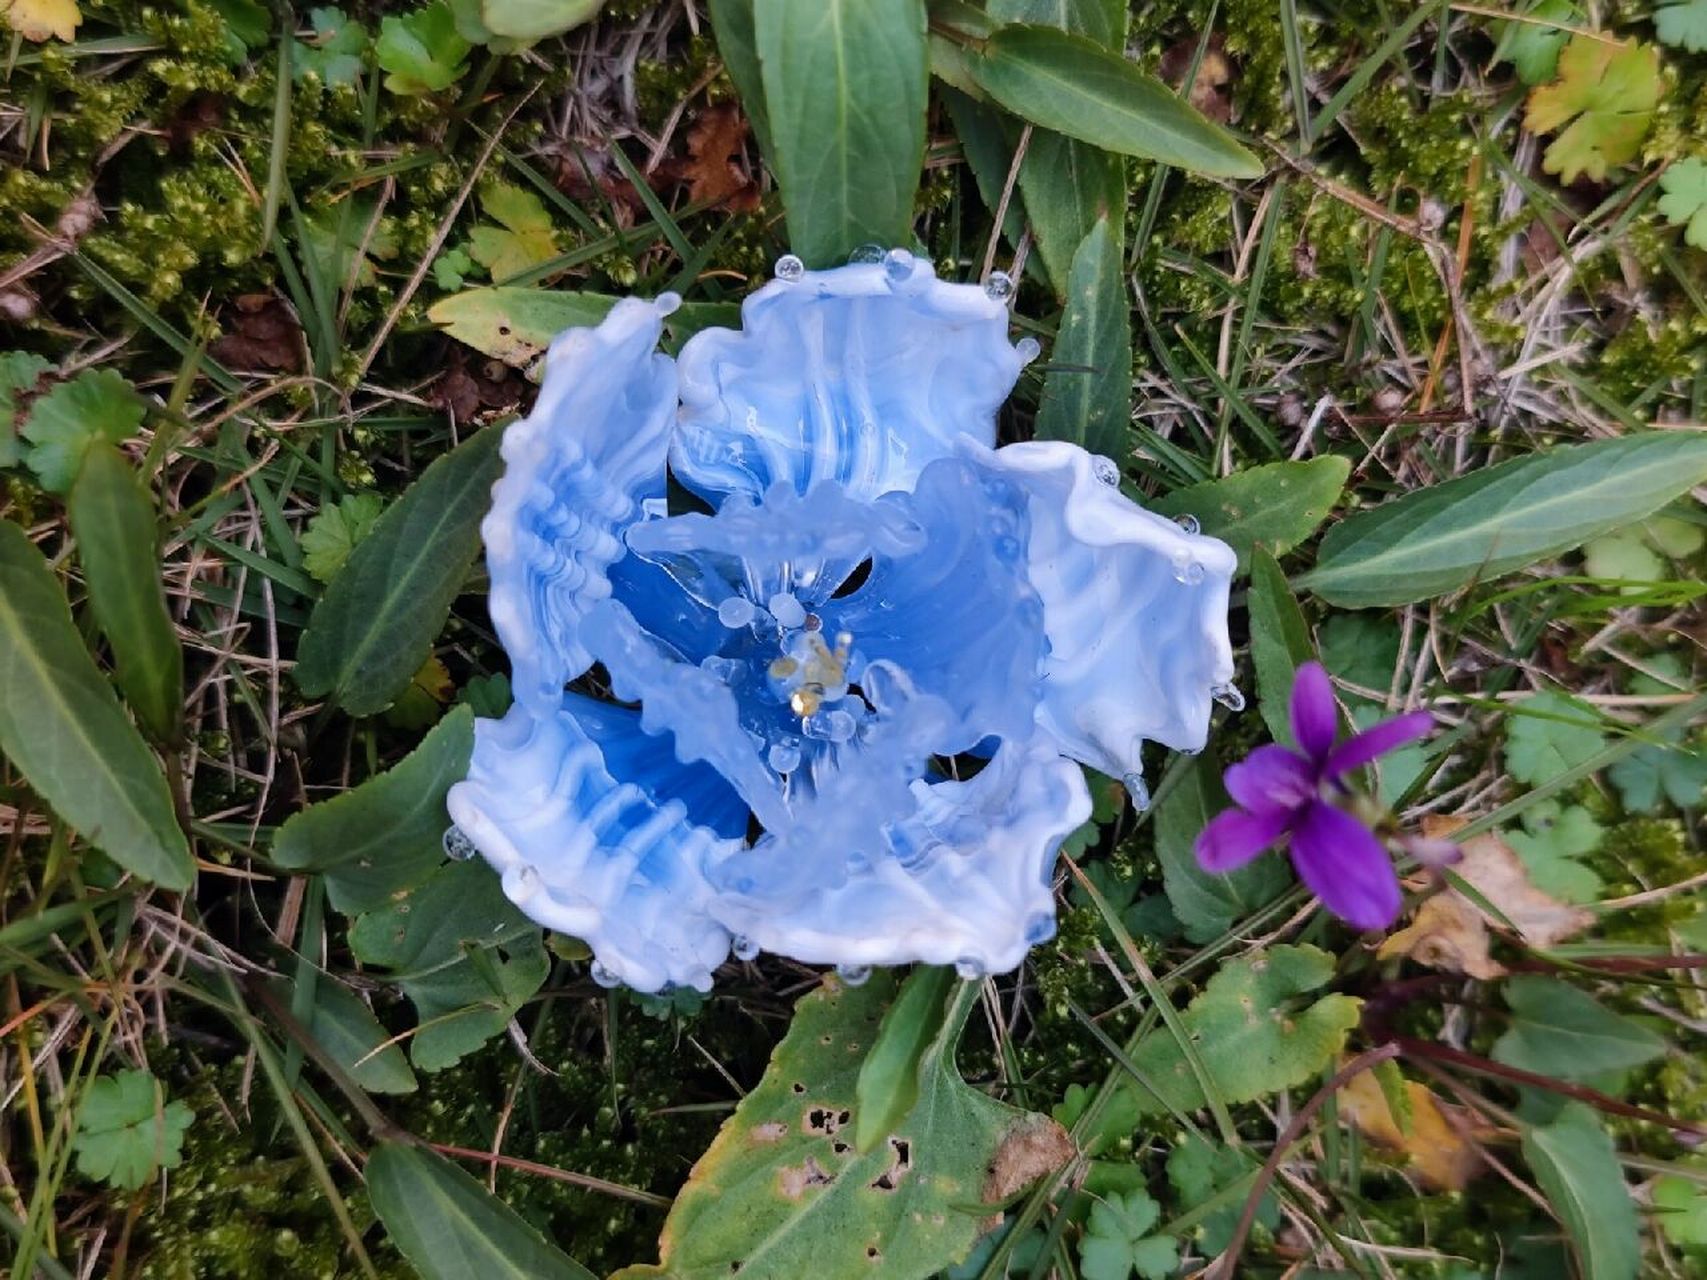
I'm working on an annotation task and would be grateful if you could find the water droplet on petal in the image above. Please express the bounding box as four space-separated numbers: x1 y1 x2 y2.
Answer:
732 934 760 962
717 596 756 628
1175 512 1202 535
768 592 806 629
837 963 872 987
768 740 802 774
1122 771 1152 812
954 957 985 981
654 291 682 317
590 961 622 989
983 271 1014 302
1015 337 1041 364
849 243 885 264
1024 912 1057 946
775 254 805 282
1090 455 1121 486
1172 558 1206 585
883 248 914 282
442 825 476 861
1212 682 1246 712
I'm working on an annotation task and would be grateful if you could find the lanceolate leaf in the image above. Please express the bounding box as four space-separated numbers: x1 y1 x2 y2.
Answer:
295 428 503 717
853 964 957 1153
66 444 184 744
1492 976 1667 1082
1153 752 1289 942
971 25 1263 178
1246 550 1314 748
1299 431 1707 608
367 1143 596 1279
1151 456 1350 573
1521 1103 1640 1280
1035 217 1131 458
752 0 929 266
271 705 473 913
0 521 193 889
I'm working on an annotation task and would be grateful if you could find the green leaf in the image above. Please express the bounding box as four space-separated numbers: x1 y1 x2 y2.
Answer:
1151 456 1350 574
854 965 957 1153
1607 732 1707 812
1652 1175 1707 1248
295 426 503 718
1299 432 1707 608
1154 752 1290 943
1493 976 1667 1082
1034 216 1131 458
349 860 547 1070
1493 0 1576 86
1655 0 1707 51
0 521 193 889
1658 157 1707 250
428 287 738 367
272 705 473 913
287 978 418 1094
1582 528 1665 589
367 1143 596 1278
21 368 145 494
1505 691 1607 786
293 6 367 85
71 1069 193 1190
751 0 929 266
479 0 601 41
1080 1189 1177 1280
1521 1103 1640 1280
0 351 51 468
467 182 561 282
376 1 470 94
1165 1135 1276 1253
300 492 385 584
298 199 398 291
1246 550 1314 747
1505 800 1604 903
971 25 1262 178
1525 35 1660 184
612 975 1072 1280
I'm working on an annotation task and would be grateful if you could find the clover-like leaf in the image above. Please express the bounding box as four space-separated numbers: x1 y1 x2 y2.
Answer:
1080 1190 1179 1280
1505 800 1604 903
1505 691 1607 786
1495 0 1578 85
71 1069 193 1190
1166 1134 1277 1253
467 182 560 282
300 491 385 583
1658 157 1707 250
1655 0 1707 51
1524 36 1661 184
1608 731 1707 813
21 368 145 493
0 351 52 468
294 6 368 85
375 0 470 95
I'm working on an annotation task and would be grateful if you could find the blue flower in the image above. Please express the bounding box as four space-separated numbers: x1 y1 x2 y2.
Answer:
447 252 1238 992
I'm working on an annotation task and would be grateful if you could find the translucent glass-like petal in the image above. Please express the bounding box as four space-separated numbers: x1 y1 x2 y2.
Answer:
445 694 738 992
709 737 1089 973
978 441 1238 776
484 296 679 716
672 254 1025 504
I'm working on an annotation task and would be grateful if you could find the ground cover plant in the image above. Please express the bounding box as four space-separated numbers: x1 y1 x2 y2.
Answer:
2 0 1706 1276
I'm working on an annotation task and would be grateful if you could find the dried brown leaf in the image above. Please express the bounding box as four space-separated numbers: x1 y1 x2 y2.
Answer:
1338 1069 1490 1191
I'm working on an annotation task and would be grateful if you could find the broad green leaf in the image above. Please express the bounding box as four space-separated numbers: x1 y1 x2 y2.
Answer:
284 978 418 1094
295 426 502 717
1493 976 1666 1082
1299 432 1707 607
0 521 193 889
1521 1103 1640 1280
1493 0 1576 85
1246 549 1314 747
428 287 739 367
1653 1175 1707 1247
21 368 144 494
1505 800 1604 903
706 0 771 156
1655 0 1707 51
1505 691 1607 786
752 0 929 266
612 974 1072 1280
854 964 956 1152
71 1069 193 1190
67 444 183 743
479 0 601 41
971 26 1262 178
367 1143 596 1278
271 705 473 913
300 492 385 583
349 860 547 1071
1153 752 1289 942
1525 35 1660 184
1658 157 1707 249
375 0 470 94
1079 1189 1177 1280
293 6 366 85
0 351 52 467
1121 945 1361 1115
1151 456 1350 573
988 0 1123 45
468 182 560 282
1034 216 1131 458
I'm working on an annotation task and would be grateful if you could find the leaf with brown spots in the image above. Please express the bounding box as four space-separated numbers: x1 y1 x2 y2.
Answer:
611 973 1072 1280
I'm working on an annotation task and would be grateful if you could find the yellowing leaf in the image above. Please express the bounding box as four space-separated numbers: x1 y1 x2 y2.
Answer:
1338 1069 1489 1192
1378 891 1507 979
467 182 560 282
1 0 81 41
1525 36 1661 184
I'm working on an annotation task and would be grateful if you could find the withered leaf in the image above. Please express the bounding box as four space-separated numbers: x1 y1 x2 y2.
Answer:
210 293 305 373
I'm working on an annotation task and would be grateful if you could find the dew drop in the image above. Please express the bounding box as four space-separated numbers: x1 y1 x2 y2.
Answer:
1212 682 1246 713
1090 455 1121 486
717 596 757 628
1121 771 1152 812
1172 558 1206 585
590 961 622 989
442 825 476 861
837 963 872 987
775 253 805 282
1023 912 1057 946
883 248 914 282
1015 336 1041 365
768 740 802 774
654 290 682 317
849 243 885 264
983 271 1014 302
768 592 807 629
954 957 985 981
1174 512 1202 535
732 934 760 962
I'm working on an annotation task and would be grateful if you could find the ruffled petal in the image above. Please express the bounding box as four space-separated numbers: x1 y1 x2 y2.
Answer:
1223 744 1318 816
974 441 1237 775
1288 800 1402 930
484 296 679 716
1289 661 1339 763
1195 806 1291 872
672 253 1025 504
709 737 1089 973
445 695 740 992
1324 710 1434 780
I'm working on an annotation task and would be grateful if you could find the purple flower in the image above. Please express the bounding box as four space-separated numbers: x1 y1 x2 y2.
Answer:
1194 662 1434 930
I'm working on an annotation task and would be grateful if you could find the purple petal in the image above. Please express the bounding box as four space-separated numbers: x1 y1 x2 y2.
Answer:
1224 745 1318 816
1288 800 1402 930
1325 710 1434 780
1195 806 1291 873
1289 662 1339 762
